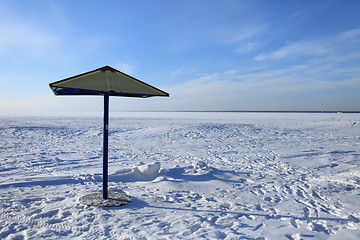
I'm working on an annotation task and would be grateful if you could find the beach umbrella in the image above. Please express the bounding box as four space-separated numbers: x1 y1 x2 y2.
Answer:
49 66 169 206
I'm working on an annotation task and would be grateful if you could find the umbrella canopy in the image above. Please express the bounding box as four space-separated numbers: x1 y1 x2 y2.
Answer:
49 65 169 97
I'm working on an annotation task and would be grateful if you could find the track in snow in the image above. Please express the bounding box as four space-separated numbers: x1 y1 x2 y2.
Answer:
0 113 359 239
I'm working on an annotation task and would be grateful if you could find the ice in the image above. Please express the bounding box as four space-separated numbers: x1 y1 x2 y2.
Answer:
0 112 359 239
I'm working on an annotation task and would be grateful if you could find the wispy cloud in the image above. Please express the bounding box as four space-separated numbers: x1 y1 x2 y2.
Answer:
255 28 360 61
115 63 137 75
213 21 267 54
146 51 360 111
254 41 330 61
336 28 360 42
235 41 263 53
0 2 114 66
223 25 266 44
5 61 359 112
0 6 59 57
0 1 358 112
0 22 58 56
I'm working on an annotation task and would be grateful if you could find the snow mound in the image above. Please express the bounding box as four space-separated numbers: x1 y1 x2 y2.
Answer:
161 161 251 183
137 162 161 176
111 162 161 182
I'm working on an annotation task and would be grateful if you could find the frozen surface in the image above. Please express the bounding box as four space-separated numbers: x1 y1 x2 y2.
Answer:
0 112 359 239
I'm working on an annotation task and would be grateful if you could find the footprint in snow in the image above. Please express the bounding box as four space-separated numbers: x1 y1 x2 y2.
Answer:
252 223 264 231
33 209 59 219
290 218 298 228
285 233 301 240
303 207 311 219
296 189 305 198
182 223 201 236
25 209 42 217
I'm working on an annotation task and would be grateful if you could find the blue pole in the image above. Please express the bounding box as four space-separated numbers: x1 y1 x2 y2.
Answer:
103 93 109 199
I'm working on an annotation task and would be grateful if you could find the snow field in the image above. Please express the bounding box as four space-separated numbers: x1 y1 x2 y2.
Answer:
0 112 359 239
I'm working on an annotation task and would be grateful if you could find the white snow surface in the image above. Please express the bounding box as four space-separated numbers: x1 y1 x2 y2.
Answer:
0 112 359 240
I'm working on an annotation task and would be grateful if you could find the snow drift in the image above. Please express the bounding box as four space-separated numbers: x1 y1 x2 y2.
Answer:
0 112 359 239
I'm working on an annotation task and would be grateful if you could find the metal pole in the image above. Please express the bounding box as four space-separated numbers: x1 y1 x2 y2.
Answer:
103 93 109 199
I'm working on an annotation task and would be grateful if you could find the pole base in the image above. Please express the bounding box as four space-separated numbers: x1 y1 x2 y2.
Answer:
79 192 131 207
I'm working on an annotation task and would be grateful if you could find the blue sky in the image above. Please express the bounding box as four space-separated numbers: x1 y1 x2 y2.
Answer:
0 0 359 113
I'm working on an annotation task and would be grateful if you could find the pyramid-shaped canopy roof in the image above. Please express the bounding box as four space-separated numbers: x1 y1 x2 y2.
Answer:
49 66 169 98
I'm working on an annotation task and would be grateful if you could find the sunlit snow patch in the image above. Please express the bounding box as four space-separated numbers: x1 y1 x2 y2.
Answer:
110 162 161 182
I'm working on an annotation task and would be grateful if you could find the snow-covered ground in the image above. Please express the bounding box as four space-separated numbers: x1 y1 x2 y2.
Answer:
0 112 359 240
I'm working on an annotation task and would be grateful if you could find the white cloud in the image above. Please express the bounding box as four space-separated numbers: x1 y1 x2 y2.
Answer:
255 28 360 61
115 63 137 74
225 25 266 44
150 59 360 111
0 6 59 57
235 41 262 53
0 3 111 66
1 62 359 113
337 28 360 41
0 23 58 56
170 67 199 77
291 10 308 20
255 41 330 61
0 94 102 112
214 23 267 53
